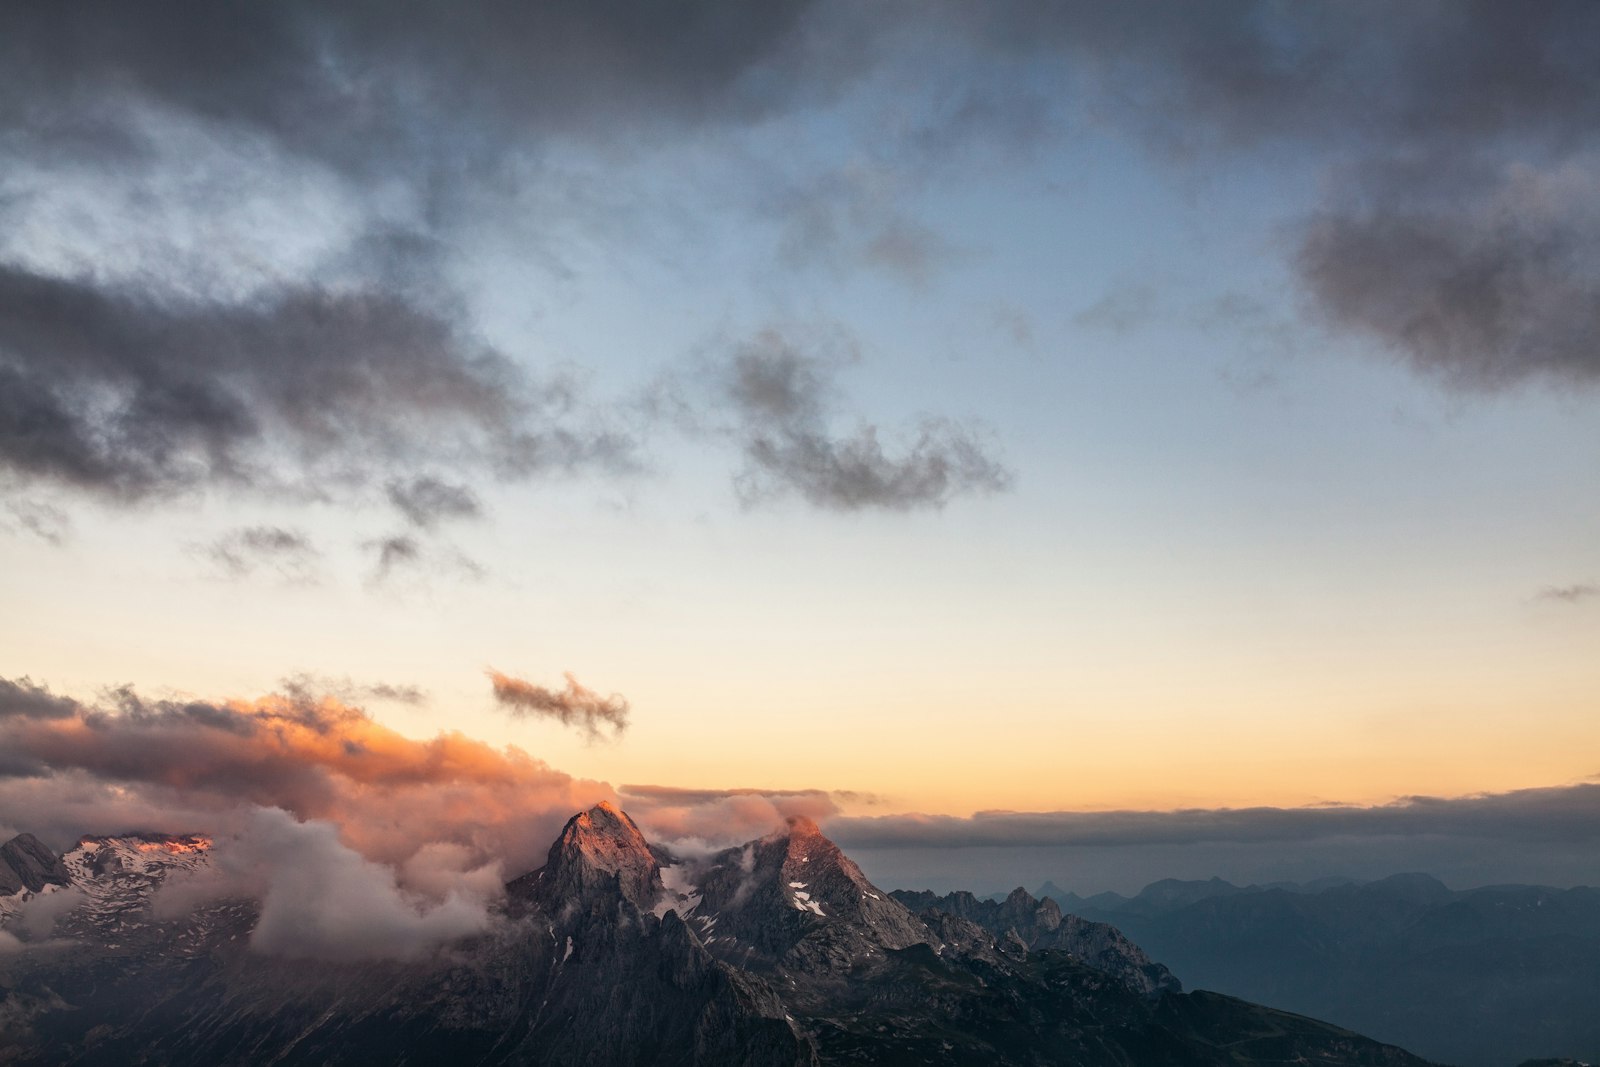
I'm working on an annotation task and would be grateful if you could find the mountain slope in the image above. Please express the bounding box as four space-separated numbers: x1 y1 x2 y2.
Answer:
0 811 1439 1066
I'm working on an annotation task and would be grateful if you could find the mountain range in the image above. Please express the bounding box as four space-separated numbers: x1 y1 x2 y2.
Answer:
0 806 1453 1065
1043 874 1600 1067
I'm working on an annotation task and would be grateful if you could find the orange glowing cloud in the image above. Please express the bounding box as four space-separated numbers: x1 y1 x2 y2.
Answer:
0 679 614 872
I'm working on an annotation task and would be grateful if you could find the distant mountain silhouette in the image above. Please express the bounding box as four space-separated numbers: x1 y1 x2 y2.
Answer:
1051 874 1600 1067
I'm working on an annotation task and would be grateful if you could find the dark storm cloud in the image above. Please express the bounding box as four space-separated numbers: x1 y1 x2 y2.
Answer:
5 0 1597 533
0 1 830 172
0 266 634 502
827 783 1600 850
203 526 319 582
487 670 630 741
955 1 1600 391
386 476 482 529
956 1 1600 149
1296 161 1600 389
700 328 1011 511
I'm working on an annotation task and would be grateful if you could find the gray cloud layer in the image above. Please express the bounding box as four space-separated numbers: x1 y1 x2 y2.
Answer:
827 783 1600 850
6 1 1588 541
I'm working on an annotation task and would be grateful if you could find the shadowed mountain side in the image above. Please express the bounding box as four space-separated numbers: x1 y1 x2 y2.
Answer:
891 886 1181 998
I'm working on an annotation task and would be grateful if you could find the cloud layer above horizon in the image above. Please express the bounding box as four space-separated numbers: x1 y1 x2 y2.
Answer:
4 672 1596 899
4 1 1598 542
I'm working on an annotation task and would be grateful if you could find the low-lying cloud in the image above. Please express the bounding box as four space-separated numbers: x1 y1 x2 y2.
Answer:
618 784 853 848
238 808 495 961
487 670 630 741
827 783 1600 850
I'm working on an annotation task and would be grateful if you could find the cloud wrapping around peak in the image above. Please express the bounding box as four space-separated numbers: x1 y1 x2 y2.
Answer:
487 670 630 741
239 808 494 962
618 783 851 847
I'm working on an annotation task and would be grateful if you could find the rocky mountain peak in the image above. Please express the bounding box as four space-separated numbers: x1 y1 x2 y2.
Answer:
785 814 822 837
530 801 664 912
0 832 73 895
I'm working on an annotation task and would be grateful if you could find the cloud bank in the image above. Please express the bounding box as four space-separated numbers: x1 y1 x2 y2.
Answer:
828 783 1600 850
0 675 611 875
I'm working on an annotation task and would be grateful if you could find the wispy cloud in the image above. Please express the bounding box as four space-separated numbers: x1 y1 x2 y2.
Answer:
487 670 630 741
385 476 482 530
1536 582 1599 604
202 526 319 583
656 326 1012 512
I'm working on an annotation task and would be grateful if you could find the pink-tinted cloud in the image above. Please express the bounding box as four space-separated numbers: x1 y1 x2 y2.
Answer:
0 676 613 875
618 784 848 848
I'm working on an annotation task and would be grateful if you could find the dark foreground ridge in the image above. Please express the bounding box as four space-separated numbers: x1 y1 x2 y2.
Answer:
0 811 1440 1065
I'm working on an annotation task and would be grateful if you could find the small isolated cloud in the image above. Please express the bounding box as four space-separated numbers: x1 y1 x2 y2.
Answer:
278 673 427 707
488 670 629 741
776 168 963 288
1074 283 1160 334
367 534 421 582
1537 582 1599 604
2 499 69 545
203 526 318 582
386 475 481 529
666 327 1012 512
363 534 484 587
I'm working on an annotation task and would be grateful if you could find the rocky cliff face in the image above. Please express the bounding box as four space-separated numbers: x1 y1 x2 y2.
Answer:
891 885 1182 997
0 833 72 895
0 809 1440 1067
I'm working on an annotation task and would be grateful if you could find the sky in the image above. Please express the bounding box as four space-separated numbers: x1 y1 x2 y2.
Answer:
1 1 1598 897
